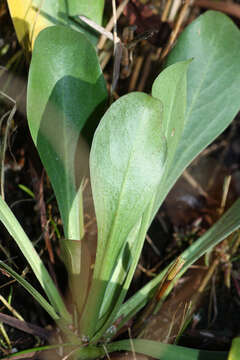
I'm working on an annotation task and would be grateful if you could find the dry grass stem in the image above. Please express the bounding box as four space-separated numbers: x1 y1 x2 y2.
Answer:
161 0 173 21
198 258 219 293
0 295 24 321
183 169 209 199
79 15 114 42
137 53 152 92
218 175 232 216
168 0 182 22
146 234 161 256
161 0 192 61
98 0 130 50
129 56 144 92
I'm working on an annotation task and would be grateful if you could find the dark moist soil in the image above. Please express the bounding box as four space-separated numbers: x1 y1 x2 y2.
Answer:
1 1 240 358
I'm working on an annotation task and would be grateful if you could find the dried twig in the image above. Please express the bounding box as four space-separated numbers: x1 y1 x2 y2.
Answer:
98 0 130 50
0 312 52 340
198 258 219 293
161 0 173 22
111 0 122 93
79 15 115 41
0 295 23 321
146 234 161 256
183 169 210 199
137 53 152 92
160 0 192 61
218 175 231 216
128 55 144 91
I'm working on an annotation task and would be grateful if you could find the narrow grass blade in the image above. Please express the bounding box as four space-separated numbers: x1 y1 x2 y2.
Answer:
18 184 35 198
0 342 79 360
0 196 71 323
106 339 228 360
0 261 59 320
181 198 240 269
228 337 240 360
115 198 240 330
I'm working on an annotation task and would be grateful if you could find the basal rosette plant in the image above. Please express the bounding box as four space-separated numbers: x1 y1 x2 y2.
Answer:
1 9 240 360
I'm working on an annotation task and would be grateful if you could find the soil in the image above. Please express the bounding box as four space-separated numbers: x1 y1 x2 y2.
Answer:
1 0 240 359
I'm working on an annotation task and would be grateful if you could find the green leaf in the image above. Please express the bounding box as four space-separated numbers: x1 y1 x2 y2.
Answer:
115 9 240 338
181 198 240 268
69 0 105 25
81 92 167 338
91 92 166 278
7 0 105 51
2 343 105 360
106 339 228 360
115 198 240 331
90 198 156 343
153 11 240 216
0 261 59 321
152 60 190 173
18 184 35 198
0 196 71 323
27 25 107 241
228 337 240 360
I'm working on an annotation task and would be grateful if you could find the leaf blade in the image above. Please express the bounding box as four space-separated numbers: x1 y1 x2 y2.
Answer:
0 261 59 321
27 25 107 241
153 11 240 217
7 0 105 51
91 93 166 281
115 198 240 331
82 92 167 337
106 339 228 360
152 60 190 172
0 196 71 323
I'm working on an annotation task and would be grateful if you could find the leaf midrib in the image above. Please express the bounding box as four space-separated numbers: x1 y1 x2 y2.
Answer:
95 106 150 281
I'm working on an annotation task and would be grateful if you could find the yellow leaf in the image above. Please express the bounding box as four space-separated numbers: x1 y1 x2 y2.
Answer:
229 337 240 360
7 0 51 52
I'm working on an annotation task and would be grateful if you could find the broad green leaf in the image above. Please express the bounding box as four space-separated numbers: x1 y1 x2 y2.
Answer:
228 337 240 360
7 0 105 51
81 92 167 337
115 198 240 332
153 11 240 217
69 0 105 25
0 196 71 324
27 26 107 241
91 93 166 279
152 60 190 173
106 339 228 360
